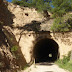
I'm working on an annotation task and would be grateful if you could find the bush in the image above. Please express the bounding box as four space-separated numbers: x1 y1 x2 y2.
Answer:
55 51 72 72
51 0 72 18
51 8 66 18
51 14 72 32
11 45 18 52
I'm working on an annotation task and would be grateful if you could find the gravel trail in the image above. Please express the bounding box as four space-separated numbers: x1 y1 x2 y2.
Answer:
22 63 69 72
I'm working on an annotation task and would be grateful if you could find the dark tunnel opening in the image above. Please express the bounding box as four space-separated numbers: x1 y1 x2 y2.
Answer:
33 38 59 63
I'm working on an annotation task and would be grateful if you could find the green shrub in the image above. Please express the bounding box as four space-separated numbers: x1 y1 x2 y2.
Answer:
55 51 72 72
51 14 72 32
51 0 72 18
51 8 66 18
22 64 29 70
11 45 18 52
51 17 69 32
0 62 4 68
56 60 72 72
62 56 70 64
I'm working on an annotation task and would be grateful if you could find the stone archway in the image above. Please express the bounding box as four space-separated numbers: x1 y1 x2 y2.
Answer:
33 38 59 63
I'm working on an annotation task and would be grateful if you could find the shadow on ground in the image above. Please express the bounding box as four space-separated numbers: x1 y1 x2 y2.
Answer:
36 62 54 66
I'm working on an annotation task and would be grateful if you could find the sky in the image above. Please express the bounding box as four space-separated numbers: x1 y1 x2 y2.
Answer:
6 0 12 2
6 0 54 8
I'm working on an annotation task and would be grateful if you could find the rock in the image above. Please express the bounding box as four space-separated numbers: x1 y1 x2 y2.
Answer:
0 0 3 4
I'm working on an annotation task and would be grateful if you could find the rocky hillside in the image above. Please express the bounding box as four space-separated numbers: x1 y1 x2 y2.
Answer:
0 0 52 71
7 2 44 27
0 0 72 72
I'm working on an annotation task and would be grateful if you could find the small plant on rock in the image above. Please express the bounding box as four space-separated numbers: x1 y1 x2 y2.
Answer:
11 45 18 52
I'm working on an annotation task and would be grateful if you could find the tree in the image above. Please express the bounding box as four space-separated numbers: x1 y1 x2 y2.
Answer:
51 14 72 32
12 0 72 18
12 0 51 11
51 0 72 17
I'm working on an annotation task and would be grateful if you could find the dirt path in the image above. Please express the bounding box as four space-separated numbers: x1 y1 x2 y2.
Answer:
22 63 69 72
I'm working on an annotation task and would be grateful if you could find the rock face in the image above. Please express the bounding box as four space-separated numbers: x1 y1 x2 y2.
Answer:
0 0 3 4
0 1 27 71
0 1 46 71
0 1 72 71
51 32 72 59
7 3 44 27
5 2 46 63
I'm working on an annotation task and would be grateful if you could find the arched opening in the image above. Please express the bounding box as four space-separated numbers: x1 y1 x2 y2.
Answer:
33 38 59 63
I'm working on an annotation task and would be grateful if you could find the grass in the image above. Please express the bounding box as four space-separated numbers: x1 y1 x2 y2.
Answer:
55 52 72 72
56 60 72 72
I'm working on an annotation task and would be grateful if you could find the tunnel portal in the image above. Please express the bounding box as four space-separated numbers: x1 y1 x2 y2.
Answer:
33 38 59 63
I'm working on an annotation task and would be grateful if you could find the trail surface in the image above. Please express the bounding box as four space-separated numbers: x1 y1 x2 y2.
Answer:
23 63 69 72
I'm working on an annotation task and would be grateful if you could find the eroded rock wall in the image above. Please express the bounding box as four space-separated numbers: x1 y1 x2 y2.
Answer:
51 32 72 59
15 31 72 62
5 2 45 63
0 1 72 65
7 3 44 27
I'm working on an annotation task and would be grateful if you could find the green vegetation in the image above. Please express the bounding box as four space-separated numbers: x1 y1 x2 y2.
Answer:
56 60 72 72
51 14 72 32
11 45 20 59
12 0 72 14
22 64 29 70
12 0 72 32
12 0 51 12
55 52 72 72
11 45 18 52
51 0 72 18
0 21 4 25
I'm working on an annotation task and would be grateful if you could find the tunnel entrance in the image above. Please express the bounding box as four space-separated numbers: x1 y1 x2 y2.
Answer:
33 38 59 63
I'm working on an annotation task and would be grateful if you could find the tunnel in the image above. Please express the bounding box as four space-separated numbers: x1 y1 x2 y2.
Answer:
33 38 59 63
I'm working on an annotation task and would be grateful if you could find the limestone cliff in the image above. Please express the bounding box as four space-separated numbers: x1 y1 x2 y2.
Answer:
0 1 47 71
0 1 72 72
